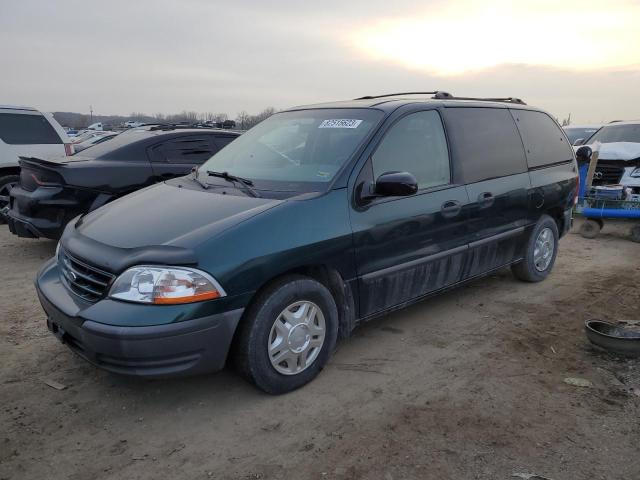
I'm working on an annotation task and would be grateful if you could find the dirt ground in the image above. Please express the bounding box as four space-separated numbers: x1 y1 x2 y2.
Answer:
1 218 639 480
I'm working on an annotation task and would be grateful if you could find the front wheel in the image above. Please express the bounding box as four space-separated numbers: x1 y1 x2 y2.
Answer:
512 214 559 282
233 275 338 394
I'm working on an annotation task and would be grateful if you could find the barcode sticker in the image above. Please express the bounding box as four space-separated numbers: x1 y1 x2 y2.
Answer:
318 119 363 129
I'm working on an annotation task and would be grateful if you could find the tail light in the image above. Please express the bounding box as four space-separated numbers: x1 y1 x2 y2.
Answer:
64 143 74 156
20 168 63 191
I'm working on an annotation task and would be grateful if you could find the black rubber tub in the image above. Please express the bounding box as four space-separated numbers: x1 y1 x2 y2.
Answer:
585 320 640 357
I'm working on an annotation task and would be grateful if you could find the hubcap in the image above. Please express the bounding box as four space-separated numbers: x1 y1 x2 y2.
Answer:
0 181 16 207
268 300 326 375
533 227 555 272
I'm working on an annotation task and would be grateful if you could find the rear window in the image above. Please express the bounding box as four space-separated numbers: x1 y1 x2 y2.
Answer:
0 113 62 145
511 110 574 168
79 129 149 159
444 107 527 184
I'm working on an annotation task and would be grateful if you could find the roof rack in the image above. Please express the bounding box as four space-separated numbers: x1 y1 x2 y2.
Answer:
147 123 222 131
354 91 526 105
355 91 453 100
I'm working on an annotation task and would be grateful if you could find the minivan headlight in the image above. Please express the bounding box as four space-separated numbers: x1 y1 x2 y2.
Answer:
109 266 226 304
631 167 640 178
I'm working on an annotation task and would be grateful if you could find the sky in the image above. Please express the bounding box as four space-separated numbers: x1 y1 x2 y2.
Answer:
1 0 639 123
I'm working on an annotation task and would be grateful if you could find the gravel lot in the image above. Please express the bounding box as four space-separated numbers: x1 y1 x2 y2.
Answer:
1 218 639 480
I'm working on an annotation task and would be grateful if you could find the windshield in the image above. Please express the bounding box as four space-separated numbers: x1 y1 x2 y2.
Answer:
199 108 383 191
564 127 600 144
587 124 640 144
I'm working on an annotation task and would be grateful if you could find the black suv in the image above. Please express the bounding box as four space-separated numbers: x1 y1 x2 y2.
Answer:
3 126 241 239
35 92 578 394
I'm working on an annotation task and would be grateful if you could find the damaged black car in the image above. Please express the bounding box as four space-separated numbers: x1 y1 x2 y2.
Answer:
2 126 241 239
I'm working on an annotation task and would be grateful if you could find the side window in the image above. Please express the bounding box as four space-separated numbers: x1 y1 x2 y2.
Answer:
445 107 527 183
0 113 62 145
372 110 450 189
152 136 218 164
511 110 574 168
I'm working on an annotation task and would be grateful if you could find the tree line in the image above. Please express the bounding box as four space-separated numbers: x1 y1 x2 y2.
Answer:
53 107 276 130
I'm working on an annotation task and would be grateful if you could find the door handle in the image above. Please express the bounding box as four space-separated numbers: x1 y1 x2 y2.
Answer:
441 200 462 218
477 192 495 208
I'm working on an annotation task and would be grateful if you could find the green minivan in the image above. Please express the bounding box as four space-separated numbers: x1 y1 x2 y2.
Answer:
36 92 578 393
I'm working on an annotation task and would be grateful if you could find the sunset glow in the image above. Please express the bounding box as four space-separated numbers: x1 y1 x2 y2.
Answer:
351 0 640 75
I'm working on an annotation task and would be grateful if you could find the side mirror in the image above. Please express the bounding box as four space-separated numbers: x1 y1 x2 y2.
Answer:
573 138 585 146
575 145 592 162
375 171 418 197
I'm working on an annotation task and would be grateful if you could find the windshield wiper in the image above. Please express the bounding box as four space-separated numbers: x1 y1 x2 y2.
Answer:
206 170 260 197
191 167 209 190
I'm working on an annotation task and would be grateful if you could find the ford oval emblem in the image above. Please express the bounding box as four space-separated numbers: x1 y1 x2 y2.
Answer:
68 270 77 281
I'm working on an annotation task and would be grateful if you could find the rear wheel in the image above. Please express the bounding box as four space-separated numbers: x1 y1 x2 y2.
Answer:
0 174 19 224
512 214 559 282
579 219 601 239
233 275 338 394
631 225 640 243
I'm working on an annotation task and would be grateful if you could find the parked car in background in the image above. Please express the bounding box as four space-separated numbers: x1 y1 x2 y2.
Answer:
34 92 578 394
0 105 73 219
65 128 79 137
575 120 640 194
71 131 118 153
87 122 103 131
3 126 240 239
124 120 144 128
563 124 602 145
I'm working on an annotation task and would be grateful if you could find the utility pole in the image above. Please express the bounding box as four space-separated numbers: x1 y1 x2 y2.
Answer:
90 105 93 123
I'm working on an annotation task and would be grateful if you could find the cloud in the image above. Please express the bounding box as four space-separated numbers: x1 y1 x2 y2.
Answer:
0 0 638 123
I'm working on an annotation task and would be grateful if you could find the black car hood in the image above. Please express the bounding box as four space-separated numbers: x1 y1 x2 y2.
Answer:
75 182 282 249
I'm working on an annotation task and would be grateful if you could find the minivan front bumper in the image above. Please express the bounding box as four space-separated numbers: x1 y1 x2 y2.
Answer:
36 259 244 377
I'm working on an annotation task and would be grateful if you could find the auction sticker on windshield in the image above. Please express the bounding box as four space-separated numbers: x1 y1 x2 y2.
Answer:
318 119 363 129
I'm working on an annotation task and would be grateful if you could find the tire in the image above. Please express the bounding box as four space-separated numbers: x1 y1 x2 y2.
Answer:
579 219 601 239
512 214 559 283
0 174 19 225
233 275 338 394
631 225 640 243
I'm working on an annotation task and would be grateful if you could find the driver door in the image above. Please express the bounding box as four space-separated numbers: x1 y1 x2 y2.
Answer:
350 109 470 317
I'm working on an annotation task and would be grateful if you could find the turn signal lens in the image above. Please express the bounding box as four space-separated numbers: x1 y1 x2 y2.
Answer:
109 266 225 304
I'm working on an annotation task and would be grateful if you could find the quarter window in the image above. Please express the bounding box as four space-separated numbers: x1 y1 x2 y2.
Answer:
511 109 574 168
372 110 450 189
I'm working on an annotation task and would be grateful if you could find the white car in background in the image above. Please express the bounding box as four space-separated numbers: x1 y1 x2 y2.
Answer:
0 105 73 218
562 124 602 146
575 120 640 195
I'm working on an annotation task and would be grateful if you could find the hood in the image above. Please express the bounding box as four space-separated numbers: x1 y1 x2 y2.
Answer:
573 142 640 162
76 182 282 248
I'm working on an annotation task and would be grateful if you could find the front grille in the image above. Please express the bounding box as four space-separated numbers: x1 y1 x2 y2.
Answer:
593 164 624 186
58 249 115 302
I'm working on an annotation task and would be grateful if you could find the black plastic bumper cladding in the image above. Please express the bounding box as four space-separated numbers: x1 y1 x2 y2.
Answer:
39 288 244 377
